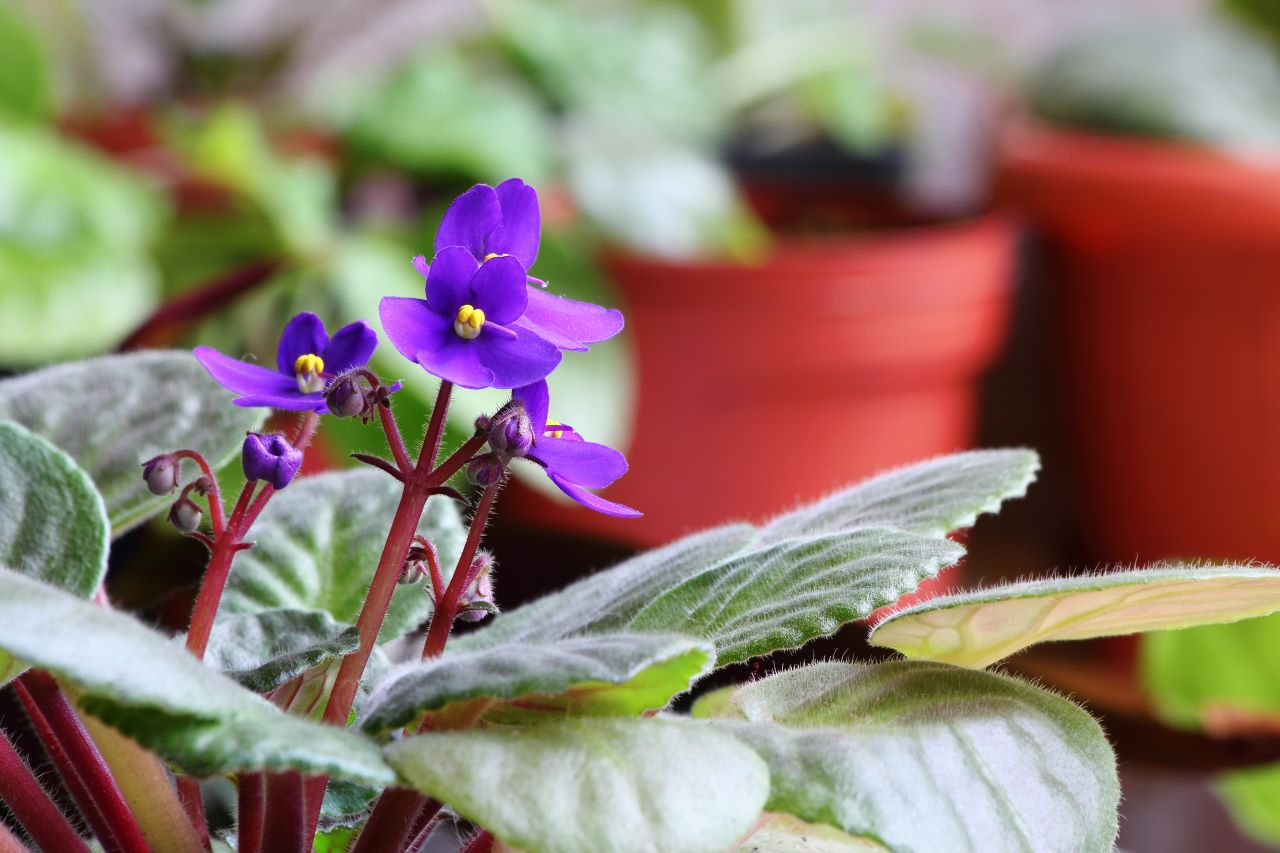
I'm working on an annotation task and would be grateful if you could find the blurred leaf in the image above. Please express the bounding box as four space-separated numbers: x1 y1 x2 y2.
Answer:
1029 20 1280 145
719 661 1119 852
0 125 163 364
737 814 888 852
205 609 360 693
0 567 393 784
871 564 1280 669
801 68 896 153
385 716 769 853
0 351 263 535
1217 765 1280 848
360 633 714 732
325 52 553 182
0 422 109 684
0 5 52 123
223 468 466 643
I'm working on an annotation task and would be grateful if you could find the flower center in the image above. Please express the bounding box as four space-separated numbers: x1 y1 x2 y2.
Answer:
294 353 326 393
454 304 486 340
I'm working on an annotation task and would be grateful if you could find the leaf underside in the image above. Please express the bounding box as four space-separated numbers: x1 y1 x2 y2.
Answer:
205 609 360 694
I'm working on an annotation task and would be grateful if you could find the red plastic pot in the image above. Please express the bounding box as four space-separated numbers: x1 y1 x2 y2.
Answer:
505 216 1015 566
998 120 1280 563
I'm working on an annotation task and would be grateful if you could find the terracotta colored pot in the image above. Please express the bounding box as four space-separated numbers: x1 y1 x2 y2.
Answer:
998 120 1280 563
505 215 1015 565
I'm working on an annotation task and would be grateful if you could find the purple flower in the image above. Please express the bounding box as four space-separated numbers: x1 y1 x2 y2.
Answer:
194 312 380 413
416 179 625 353
380 247 562 389
512 380 640 518
242 433 304 490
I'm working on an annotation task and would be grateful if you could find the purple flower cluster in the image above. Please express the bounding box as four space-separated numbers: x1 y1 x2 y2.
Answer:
192 178 636 517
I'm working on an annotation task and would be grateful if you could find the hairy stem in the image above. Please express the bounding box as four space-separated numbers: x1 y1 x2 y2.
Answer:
15 673 149 853
405 801 445 853
422 481 502 659
461 830 495 853
351 788 432 853
260 771 307 853
173 450 225 534
236 773 265 853
0 726 89 852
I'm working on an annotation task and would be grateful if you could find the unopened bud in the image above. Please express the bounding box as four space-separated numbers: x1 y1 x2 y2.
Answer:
466 453 506 487
242 433 304 490
458 555 496 622
486 403 533 457
325 377 367 419
399 560 427 586
141 454 180 495
168 497 203 533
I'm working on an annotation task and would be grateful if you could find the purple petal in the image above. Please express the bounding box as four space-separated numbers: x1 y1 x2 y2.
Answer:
489 178 541 269
323 321 378 374
196 346 298 398
233 392 326 412
417 337 496 390
549 473 642 518
412 255 431 277
475 328 563 390
469 255 528 325
514 381 550 435
435 184 501 260
531 436 628 489
380 297 453 364
426 247 480 316
517 288 625 352
275 312 329 375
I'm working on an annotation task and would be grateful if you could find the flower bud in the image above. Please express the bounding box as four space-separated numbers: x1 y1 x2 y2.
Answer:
242 433 304 490
466 453 506 487
458 555 496 622
141 454 179 495
168 496 203 533
487 403 533 457
399 560 427 586
325 377 367 419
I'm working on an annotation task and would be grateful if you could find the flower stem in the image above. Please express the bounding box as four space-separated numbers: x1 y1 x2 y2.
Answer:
461 830 495 853
0 726 89 852
236 773 265 853
422 480 502 660
173 450 225 534
351 788 433 853
14 672 149 853
259 771 307 853
404 802 445 853
184 481 256 660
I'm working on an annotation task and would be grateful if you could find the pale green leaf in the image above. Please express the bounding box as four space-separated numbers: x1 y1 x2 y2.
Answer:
385 717 769 853
223 469 466 642
740 814 888 852
361 633 714 732
0 567 393 784
762 449 1039 543
0 422 108 595
205 609 359 693
870 564 1280 668
689 685 743 720
0 351 263 534
721 661 1119 853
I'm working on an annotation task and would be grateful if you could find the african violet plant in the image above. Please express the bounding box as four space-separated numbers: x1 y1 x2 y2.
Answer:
4 180 1280 853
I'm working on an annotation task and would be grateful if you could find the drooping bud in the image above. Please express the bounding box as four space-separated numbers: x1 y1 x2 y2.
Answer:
242 433 304 490
325 376 367 419
486 402 533 457
168 496 203 533
466 453 506 487
399 559 427 586
141 454 180 495
458 554 497 622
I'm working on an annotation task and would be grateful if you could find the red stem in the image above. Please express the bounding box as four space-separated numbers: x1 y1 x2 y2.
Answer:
461 830 495 853
379 397 413 474
175 777 210 851
404 801 445 853
14 673 149 853
118 259 282 351
259 772 307 853
351 788 432 853
236 773 265 853
185 481 257 660
173 450 225 534
0 727 90 852
422 481 502 660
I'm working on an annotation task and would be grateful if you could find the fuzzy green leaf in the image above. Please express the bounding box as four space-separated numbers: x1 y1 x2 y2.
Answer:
462 527 961 666
720 661 1119 853
205 609 359 693
385 717 769 853
0 567 393 784
762 449 1039 542
361 633 713 732
223 469 465 642
0 351 262 535
870 564 1280 668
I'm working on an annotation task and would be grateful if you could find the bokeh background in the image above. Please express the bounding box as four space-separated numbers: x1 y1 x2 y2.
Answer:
5 0 1280 849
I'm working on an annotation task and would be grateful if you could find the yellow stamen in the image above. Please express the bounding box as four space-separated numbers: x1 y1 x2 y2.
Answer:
293 353 325 393
482 252 506 262
546 419 564 440
454 304 485 340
